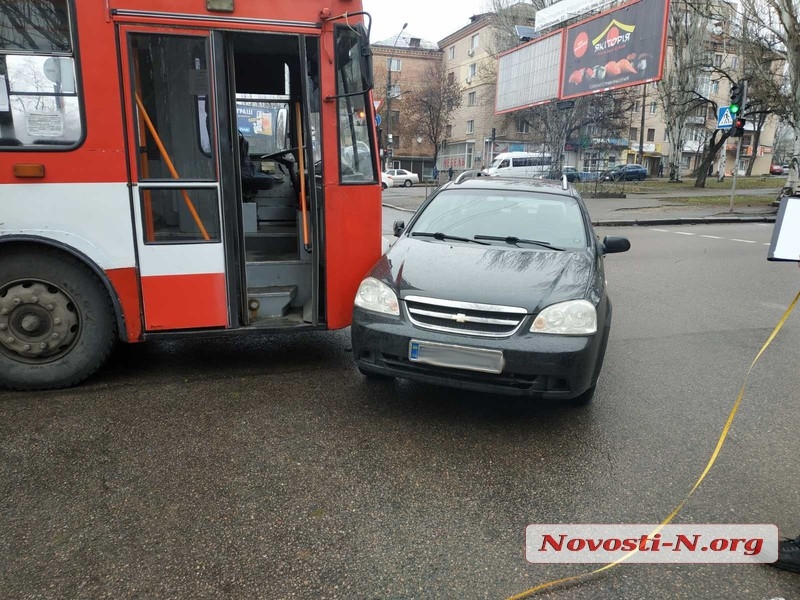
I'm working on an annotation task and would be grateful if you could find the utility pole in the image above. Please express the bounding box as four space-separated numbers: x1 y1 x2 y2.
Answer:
637 84 646 165
384 23 407 171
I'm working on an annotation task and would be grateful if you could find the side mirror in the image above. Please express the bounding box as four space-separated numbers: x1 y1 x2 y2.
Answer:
393 220 405 237
602 235 630 254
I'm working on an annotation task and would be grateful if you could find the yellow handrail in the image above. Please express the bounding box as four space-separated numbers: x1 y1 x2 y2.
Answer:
134 93 211 241
295 102 311 251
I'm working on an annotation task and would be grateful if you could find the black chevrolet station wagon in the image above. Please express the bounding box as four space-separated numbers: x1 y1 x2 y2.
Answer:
351 176 630 404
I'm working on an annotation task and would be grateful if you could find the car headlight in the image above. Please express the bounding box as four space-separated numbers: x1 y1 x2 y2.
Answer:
354 277 400 316
530 299 597 335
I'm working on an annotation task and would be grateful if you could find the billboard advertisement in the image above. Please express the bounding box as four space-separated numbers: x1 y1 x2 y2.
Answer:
495 31 563 114
560 0 669 99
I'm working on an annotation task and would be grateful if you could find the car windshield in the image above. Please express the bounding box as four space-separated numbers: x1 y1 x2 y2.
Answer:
409 189 588 249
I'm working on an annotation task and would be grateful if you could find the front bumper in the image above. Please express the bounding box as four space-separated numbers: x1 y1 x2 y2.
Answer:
351 308 609 399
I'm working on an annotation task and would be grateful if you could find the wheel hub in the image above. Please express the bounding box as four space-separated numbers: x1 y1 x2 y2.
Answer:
0 282 79 360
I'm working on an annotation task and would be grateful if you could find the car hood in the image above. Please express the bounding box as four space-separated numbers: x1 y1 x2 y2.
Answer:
371 237 595 313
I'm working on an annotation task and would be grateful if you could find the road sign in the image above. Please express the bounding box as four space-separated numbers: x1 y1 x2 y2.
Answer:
373 99 383 112
375 114 382 126
717 106 733 129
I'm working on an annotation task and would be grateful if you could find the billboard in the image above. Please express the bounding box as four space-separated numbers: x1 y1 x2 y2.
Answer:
495 31 563 114
560 0 669 99
534 0 615 31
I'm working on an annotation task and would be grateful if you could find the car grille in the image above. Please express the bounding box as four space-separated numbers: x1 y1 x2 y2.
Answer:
404 295 528 338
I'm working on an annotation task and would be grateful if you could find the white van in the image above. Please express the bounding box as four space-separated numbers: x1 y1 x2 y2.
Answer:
483 152 553 178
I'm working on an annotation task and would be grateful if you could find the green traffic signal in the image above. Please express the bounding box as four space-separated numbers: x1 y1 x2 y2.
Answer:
730 103 739 114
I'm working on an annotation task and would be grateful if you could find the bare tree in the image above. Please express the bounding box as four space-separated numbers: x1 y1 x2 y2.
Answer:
399 61 463 166
657 0 714 182
513 92 634 172
739 0 800 195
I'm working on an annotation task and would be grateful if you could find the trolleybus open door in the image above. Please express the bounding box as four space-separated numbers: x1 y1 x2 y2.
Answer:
119 28 230 331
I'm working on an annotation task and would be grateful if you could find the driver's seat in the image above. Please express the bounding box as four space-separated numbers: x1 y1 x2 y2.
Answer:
239 132 278 194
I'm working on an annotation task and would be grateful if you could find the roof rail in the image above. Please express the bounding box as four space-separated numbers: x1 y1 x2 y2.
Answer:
454 170 485 184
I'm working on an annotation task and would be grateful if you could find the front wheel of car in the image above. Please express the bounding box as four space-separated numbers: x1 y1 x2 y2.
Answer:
382 182 387 190
403 179 412 187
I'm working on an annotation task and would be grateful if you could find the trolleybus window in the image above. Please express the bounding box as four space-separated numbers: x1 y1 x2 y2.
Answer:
334 25 376 184
0 0 82 149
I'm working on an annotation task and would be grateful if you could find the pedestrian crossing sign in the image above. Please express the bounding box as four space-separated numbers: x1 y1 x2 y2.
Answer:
717 107 733 129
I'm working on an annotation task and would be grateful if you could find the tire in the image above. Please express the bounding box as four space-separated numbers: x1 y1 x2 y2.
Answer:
358 366 393 381
403 179 412 187
382 182 388 190
0 248 117 390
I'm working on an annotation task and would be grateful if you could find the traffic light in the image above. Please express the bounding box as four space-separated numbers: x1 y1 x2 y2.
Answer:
731 116 746 138
729 80 747 118
729 80 747 138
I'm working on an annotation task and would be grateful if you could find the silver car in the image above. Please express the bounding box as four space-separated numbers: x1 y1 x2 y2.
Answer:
384 168 419 187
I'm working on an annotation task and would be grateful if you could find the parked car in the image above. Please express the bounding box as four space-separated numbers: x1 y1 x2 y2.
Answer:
351 176 630 404
381 172 394 189
384 168 420 187
538 166 581 182
770 164 784 175
602 164 648 181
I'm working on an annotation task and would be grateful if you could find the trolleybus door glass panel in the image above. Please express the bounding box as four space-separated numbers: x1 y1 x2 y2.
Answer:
334 25 376 184
124 31 228 331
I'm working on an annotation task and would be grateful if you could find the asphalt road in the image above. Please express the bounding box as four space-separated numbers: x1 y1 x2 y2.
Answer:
2 223 800 599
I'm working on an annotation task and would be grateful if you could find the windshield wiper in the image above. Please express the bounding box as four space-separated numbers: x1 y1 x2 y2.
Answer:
411 231 490 245
474 235 564 251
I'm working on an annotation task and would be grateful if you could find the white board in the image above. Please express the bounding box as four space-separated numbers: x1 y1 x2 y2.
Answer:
495 32 562 114
768 197 800 261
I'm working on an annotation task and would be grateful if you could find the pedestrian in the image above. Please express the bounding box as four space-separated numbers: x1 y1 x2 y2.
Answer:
448 166 454 181
771 259 800 575
658 162 664 178
432 166 439 181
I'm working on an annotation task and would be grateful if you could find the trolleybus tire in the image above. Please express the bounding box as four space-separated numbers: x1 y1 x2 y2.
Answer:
0 250 117 391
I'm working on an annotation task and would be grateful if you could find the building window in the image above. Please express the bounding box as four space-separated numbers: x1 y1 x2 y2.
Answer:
391 110 400 127
393 135 401 149
446 124 452 137
447 71 454 84
466 120 474 134
713 53 723 67
711 80 719 93
467 91 476 106
631 101 639 113
449 46 455 60
468 63 477 78
647 128 655 142
388 58 402 72
517 119 529 133
471 33 480 49
629 127 638 140
649 102 657 114
466 142 474 168
730 56 738 69
388 83 400 98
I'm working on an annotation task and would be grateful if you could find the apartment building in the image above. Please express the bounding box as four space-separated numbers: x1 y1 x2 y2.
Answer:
371 32 442 178
437 10 544 176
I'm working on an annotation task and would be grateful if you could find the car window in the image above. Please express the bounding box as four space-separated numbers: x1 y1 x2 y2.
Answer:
409 189 587 249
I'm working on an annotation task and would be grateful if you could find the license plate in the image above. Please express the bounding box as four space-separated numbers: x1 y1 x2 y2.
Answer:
408 340 504 374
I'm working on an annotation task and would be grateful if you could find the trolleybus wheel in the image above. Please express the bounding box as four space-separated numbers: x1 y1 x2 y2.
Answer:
0 250 117 390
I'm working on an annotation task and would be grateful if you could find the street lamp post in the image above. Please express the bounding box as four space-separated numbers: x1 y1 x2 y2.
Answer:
385 22 407 171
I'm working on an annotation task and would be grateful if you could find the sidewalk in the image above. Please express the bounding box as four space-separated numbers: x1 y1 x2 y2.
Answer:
381 183 780 226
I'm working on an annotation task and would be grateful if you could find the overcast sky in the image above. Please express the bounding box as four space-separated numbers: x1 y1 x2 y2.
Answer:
361 0 490 46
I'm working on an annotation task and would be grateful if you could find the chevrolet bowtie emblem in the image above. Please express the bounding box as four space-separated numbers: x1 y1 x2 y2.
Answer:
453 313 467 323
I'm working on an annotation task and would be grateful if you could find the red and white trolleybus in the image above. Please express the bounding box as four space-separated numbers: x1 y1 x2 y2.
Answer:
0 0 382 389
